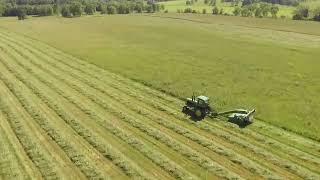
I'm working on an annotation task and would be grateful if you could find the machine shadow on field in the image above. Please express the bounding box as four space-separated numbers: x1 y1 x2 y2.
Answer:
188 115 252 128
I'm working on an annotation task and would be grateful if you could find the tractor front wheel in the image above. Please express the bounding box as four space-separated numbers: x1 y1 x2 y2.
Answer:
194 109 205 119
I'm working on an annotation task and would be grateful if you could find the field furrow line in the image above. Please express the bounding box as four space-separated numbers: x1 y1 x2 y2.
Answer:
9 31 319 161
0 45 198 180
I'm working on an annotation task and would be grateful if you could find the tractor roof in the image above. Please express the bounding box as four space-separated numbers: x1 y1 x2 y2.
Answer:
197 95 209 102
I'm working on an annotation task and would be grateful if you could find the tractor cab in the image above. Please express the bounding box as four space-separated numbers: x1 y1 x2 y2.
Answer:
186 95 210 108
183 95 213 119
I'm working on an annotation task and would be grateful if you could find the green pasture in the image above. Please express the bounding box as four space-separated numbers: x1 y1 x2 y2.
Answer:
0 14 319 141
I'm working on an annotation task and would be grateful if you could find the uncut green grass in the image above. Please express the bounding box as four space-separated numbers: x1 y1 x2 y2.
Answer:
0 15 319 141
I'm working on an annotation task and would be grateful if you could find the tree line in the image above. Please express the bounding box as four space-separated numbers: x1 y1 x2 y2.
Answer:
292 5 320 21
0 0 164 19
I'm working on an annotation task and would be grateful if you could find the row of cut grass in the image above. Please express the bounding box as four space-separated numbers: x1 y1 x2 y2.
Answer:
0 43 196 180
41 53 281 179
0 117 30 179
0 45 152 180
14 30 319 157
15 46 240 180
0 57 106 179
3 30 320 179
3 32 318 179
0 81 59 180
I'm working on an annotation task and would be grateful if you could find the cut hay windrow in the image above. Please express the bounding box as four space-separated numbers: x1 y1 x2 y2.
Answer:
0 60 106 179
0 50 151 180
0 30 319 180
0 85 59 180
11 44 246 180
32 51 280 178
0 121 28 179
4 36 318 179
7 31 319 164
0 48 196 180
2 29 320 160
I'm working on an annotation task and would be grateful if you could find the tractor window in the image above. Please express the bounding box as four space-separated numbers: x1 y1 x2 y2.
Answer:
198 99 205 106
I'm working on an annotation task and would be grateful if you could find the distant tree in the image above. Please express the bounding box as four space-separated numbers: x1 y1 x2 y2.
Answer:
146 4 153 13
233 6 241 16
0 0 5 16
38 5 53 16
16 6 27 20
177 9 181 13
270 5 279 18
202 8 206 14
100 4 107 14
69 1 83 16
184 7 192 13
313 7 320 21
293 5 309 19
107 5 116 14
219 8 223 14
186 0 191 5
53 4 59 14
210 0 216 6
164 9 168 13
61 5 71 17
241 6 252 16
260 3 270 17
160 4 165 10
254 7 262 17
204 0 209 4
84 3 95 15
242 0 253 6
212 6 218 14
192 9 197 13
134 2 143 13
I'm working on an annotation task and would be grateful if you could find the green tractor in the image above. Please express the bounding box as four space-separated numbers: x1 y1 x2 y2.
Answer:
182 95 215 119
182 95 255 124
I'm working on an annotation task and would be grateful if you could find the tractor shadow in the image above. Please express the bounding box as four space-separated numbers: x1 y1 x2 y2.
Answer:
185 114 252 128
228 119 252 128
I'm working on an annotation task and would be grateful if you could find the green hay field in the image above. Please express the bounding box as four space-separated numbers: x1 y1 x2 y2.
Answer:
0 14 319 179
0 14 319 141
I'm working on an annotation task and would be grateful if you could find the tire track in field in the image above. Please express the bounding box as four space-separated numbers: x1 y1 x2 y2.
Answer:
1 33 318 179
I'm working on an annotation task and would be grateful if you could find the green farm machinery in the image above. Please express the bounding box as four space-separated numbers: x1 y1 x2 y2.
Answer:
182 95 255 124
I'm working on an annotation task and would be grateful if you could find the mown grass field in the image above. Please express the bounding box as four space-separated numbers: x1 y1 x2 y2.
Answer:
0 14 319 141
0 25 320 179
